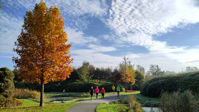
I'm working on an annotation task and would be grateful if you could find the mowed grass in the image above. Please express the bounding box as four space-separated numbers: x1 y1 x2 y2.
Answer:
96 103 128 112
45 92 90 98
119 91 140 95
0 102 77 112
47 92 114 103
0 92 112 112
0 98 77 112
17 99 40 107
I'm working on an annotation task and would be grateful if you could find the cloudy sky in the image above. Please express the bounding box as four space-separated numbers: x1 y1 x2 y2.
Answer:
1 0 199 72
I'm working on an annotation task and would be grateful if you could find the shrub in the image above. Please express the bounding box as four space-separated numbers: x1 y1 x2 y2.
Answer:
141 71 199 97
15 80 113 92
0 67 16 108
14 89 40 99
120 95 143 112
0 95 23 108
0 67 15 98
160 91 199 112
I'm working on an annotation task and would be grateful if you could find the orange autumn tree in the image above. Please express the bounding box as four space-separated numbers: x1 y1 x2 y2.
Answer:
13 1 73 107
114 57 135 88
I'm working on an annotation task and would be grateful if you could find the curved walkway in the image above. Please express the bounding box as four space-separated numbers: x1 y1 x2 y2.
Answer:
65 95 118 112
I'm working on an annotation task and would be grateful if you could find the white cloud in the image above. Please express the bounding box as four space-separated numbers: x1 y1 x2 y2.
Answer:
66 28 98 45
4 0 107 17
133 53 186 72
72 48 140 69
108 0 199 35
88 44 116 52
3 0 108 30
106 0 199 68
168 48 199 63
0 11 23 53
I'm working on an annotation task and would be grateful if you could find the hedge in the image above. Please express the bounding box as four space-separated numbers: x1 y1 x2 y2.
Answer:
15 80 114 92
141 71 199 97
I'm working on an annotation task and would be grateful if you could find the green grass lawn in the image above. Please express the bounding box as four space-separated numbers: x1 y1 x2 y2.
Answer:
0 92 114 112
96 103 128 112
0 102 77 112
118 92 160 107
46 92 114 103
45 92 90 98
134 94 160 107
119 91 140 95
17 99 40 107
1 91 155 112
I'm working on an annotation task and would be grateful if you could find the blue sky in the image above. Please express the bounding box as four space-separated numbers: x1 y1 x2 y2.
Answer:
1 0 199 72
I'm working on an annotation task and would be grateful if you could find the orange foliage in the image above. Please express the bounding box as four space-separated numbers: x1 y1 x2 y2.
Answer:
114 72 135 85
13 1 73 84
121 72 135 85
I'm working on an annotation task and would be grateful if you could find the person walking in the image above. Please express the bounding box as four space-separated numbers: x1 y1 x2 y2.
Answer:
89 86 94 99
112 85 115 92
116 86 120 97
95 86 99 99
101 87 106 98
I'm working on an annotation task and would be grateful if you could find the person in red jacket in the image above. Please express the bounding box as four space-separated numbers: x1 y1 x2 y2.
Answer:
95 86 99 99
101 87 105 98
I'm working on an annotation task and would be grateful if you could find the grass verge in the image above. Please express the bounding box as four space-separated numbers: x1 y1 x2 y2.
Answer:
0 99 78 112
119 93 160 107
96 103 128 112
134 94 160 107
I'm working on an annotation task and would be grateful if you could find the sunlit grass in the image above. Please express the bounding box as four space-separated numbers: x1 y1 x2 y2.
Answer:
0 102 77 112
96 103 128 112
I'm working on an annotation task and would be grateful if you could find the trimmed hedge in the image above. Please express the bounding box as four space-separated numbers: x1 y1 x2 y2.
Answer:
141 71 199 97
15 80 113 92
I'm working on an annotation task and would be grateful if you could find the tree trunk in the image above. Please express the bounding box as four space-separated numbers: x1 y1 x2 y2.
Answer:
130 84 132 90
40 76 44 107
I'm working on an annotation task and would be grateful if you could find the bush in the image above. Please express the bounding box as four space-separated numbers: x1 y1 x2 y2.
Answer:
0 67 16 108
120 95 143 112
15 80 113 92
160 91 199 112
14 89 40 99
0 67 15 98
0 95 23 108
141 71 199 97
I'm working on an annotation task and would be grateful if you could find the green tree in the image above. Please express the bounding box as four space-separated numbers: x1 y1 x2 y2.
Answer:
136 65 145 75
149 65 164 76
134 70 144 89
77 62 90 82
186 66 198 72
93 68 112 80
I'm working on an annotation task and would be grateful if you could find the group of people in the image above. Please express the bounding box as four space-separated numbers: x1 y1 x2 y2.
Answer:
89 86 105 99
112 85 121 97
89 85 121 99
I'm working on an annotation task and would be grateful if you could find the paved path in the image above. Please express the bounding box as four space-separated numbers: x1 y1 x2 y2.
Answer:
65 103 100 112
65 95 118 112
